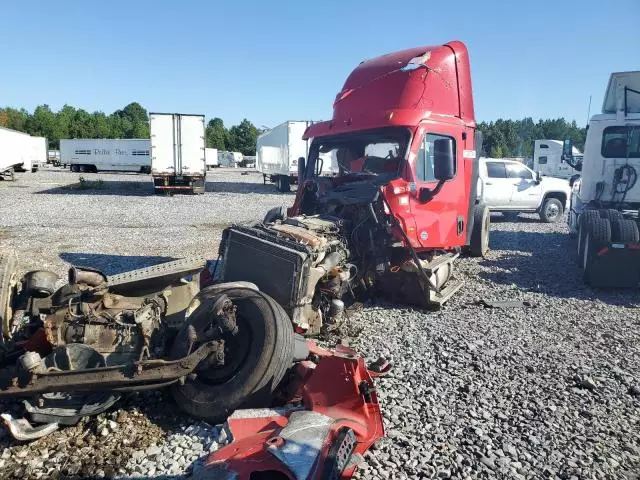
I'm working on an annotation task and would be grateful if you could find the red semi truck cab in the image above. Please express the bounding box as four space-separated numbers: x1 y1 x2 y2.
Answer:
290 41 488 305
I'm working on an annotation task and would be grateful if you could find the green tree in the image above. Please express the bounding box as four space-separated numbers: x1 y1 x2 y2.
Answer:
228 119 259 155
205 117 229 149
112 102 149 138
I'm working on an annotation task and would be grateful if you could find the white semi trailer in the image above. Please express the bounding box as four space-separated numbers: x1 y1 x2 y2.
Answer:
205 148 219 169
256 121 312 192
256 121 338 192
150 113 206 194
60 139 151 173
532 139 583 179
0 127 42 179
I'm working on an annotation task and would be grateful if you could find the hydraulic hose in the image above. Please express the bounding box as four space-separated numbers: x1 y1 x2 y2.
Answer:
612 164 638 204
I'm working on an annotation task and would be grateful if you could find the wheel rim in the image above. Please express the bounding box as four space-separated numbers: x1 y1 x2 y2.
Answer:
197 314 253 385
546 202 560 220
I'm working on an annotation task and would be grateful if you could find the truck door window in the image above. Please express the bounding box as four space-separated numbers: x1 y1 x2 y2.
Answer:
538 156 548 164
416 133 456 182
486 162 507 178
506 163 533 180
602 126 640 158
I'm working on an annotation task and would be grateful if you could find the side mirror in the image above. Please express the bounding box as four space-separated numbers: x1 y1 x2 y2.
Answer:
561 138 573 163
535 170 542 183
433 138 455 181
297 157 306 181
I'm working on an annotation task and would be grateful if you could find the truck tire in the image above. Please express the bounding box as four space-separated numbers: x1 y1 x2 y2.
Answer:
583 218 611 284
170 286 294 423
470 204 490 257
577 210 600 265
610 219 640 243
599 209 623 222
539 197 564 223
276 175 290 193
0 251 18 338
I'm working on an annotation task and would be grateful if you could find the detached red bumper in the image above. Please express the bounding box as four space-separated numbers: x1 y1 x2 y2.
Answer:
203 342 387 479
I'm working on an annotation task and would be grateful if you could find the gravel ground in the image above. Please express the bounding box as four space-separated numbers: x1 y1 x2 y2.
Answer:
1 167 639 479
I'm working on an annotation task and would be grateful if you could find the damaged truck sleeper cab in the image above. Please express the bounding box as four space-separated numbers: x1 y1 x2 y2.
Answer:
218 40 489 334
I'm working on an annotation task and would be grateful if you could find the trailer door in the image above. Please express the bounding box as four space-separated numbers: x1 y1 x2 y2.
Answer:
150 114 178 174
178 115 206 176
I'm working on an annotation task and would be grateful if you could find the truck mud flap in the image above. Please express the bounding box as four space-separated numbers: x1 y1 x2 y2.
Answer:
587 244 640 288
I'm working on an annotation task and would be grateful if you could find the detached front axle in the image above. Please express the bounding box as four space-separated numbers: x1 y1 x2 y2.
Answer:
0 340 223 396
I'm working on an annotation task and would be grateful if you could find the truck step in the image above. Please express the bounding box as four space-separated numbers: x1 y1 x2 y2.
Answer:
428 277 464 306
419 252 460 275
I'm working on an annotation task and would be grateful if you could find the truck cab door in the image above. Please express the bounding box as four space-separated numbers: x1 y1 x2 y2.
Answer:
506 163 542 207
481 161 513 208
407 126 467 249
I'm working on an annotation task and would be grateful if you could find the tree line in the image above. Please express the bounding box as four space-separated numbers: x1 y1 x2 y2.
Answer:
478 118 586 158
0 103 261 156
1 103 586 158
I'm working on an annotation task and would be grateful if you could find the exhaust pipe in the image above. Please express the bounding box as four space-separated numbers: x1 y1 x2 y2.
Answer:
68 267 107 287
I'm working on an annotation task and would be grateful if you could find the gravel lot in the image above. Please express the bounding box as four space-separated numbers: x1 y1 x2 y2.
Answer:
0 167 639 479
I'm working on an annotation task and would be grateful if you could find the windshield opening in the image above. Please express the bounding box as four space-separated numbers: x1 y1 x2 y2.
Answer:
306 127 411 180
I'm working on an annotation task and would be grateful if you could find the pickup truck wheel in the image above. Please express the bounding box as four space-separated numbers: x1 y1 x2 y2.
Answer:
170 286 294 423
470 204 490 257
610 219 639 243
540 198 563 223
582 218 611 284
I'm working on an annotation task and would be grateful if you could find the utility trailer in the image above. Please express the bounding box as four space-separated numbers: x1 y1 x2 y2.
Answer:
60 139 151 173
150 113 206 194
532 139 583 179
566 71 640 287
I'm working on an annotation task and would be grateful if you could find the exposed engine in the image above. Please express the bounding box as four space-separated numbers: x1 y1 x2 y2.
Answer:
218 178 400 333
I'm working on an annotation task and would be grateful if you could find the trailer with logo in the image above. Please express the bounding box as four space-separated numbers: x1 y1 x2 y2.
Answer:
60 139 151 173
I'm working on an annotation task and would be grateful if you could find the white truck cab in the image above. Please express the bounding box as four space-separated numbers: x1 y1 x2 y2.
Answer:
564 71 640 287
478 157 570 222
533 139 583 179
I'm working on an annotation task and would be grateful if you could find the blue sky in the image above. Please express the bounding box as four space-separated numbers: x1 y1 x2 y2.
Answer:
1 1 638 128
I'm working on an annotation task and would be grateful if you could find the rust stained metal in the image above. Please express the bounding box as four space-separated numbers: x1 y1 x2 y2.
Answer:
270 224 328 250
0 340 223 396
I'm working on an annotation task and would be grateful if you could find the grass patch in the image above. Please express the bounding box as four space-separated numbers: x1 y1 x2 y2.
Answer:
62 176 106 191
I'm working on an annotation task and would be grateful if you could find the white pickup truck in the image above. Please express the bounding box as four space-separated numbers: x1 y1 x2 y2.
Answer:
478 158 571 222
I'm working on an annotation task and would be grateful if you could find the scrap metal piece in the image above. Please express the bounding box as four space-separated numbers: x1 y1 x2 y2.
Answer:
0 340 223 396
267 410 334 480
204 341 386 480
0 251 18 339
0 413 59 441
475 299 533 309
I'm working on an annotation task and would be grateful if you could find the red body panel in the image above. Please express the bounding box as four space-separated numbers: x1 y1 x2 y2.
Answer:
297 41 477 251
203 343 385 479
